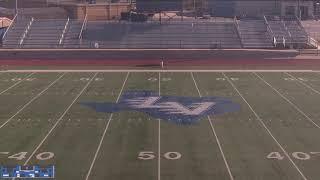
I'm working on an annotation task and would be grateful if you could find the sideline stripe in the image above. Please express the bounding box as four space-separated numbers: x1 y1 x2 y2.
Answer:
23 72 98 165
0 72 34 96
222 72 308 180
85 72 130 180
285 72 320 95
254 72 320 129
158 72 161 180
4 70 316 73
191 72 234 180
0 73 65 130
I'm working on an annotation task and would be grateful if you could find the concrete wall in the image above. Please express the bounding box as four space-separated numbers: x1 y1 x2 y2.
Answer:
206 0 314 18
61 3 132 20
235 1 280 17
280 0 314 17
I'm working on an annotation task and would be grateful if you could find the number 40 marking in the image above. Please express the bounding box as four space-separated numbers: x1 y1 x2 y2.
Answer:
7 152 54 161
267 151 320 161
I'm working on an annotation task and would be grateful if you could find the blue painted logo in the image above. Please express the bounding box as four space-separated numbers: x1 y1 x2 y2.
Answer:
82 91 240 125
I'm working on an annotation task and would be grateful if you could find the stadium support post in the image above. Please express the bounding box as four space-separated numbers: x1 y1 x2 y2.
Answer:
15 0 18 14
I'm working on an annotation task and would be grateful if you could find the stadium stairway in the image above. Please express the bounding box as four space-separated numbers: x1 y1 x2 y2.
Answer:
283 19 310 47
238 19 274 49
267 19 291 47
302 20 320 43
22 19 67 48
2 17 31 48
62 20 82 48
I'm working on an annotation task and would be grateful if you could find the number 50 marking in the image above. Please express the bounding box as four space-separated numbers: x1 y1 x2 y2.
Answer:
138 151 181 160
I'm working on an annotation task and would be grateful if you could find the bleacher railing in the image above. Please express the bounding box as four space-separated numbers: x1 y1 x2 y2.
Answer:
233 16 243 48
59 18 69 45
2 14 17 41
294 15 318 48
263 15 276 47
79 14 87 41
19 17 34 46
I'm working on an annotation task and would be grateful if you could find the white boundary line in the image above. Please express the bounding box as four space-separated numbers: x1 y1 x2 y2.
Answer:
85 72 130 180
158 72 161 180
254 72 320 129
191 72 234 180
23 72 98 165
285 72 320 96
0 73 65 130
222 72 308 180
0 72 35 96
3 70 318 73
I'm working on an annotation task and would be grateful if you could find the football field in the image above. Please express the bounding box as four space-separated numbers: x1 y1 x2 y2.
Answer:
1 70 320 180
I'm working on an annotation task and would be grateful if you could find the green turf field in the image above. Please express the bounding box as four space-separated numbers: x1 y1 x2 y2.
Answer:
1 70 320 180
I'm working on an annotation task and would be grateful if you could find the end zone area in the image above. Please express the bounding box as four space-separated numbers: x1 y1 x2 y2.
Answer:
1 70 320 179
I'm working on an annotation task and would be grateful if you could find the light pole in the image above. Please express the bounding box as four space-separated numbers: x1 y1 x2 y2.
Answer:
297 0 301 19
15 0 18 15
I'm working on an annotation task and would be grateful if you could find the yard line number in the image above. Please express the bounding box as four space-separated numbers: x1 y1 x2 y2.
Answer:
1 152 54 161
0 78 37 82
148 77 171 82
216 77 239 81
79 78 103 81
284 77 308 81
267 151 320 161
138 151 181 160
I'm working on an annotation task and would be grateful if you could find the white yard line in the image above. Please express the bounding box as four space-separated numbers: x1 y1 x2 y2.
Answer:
4 69 317 73
191 72 234 180
23 72 98 165
158 72 161 180
85 72 129 180
222 72 308 180
285 72 320 95
254 72 320 129
0 72 35 96
0 73 65 130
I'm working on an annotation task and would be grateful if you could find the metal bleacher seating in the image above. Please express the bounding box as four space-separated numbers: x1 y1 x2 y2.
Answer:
2 17 70 48
2 16 30 48
302 20 320 45
238 18 274 49
283 19 309 46
22 19 67 48
265 16 317 48
79 20 242 49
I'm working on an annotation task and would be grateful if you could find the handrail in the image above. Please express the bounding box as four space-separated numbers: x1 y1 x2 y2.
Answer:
282 20 292 44
79 13 87 40
295 15 317 48
263 15 276 47
19 17 34 46
309 36 319 49
59 18 69 45
2 13 18 41
233 16 243 48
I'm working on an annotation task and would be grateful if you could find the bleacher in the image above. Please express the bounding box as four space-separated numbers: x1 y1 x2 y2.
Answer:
2 17 30 48
302 20 320 45
238 19 274 49
1 16 317 49
22 19 67 48
80 20 242 49
266 18 291 47
264 16 318 48
283 19 309 46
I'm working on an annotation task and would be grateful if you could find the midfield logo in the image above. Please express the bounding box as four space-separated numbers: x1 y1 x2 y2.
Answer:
82 91 240 125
